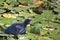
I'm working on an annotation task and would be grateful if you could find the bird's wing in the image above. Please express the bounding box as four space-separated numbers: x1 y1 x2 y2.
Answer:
4 24 16 34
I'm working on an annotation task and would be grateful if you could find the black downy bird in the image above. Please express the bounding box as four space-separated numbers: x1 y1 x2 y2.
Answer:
4 19 31 35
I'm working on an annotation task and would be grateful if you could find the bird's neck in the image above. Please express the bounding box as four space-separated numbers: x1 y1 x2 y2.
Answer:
23 19 30 27
23 22 28 27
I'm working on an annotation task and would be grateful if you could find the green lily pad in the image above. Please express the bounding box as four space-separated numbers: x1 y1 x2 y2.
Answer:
15 7 28 12
0 0 4 4
19 13 35 18
40 37 53 40
42 0 48 2
0 9 6 13
54 7 60 12
40 29 47 35
6 0 19 5
41 10 53 20
28 4 39 7
18 0 32 3
10 0 19 5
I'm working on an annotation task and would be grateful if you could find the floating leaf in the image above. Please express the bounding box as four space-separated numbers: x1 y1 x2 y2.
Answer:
41 10 53 20
6 0 19 5
0 9 6 13
10 0 19 5
40 37 53 40
42 0 48 2
19 13 36 18
41 29 47 35
0 17 15 24
3 2 9 8
30 26 40 34
18 0 32 3
54 7 60 13
0 0 4 4
28 4 39 7
15 7 28 12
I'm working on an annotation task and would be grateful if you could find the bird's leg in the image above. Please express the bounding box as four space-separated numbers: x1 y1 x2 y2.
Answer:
13 34 18 40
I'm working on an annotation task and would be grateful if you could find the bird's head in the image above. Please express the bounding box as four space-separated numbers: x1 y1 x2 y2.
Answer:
24 19 31 24
23 18 31 26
